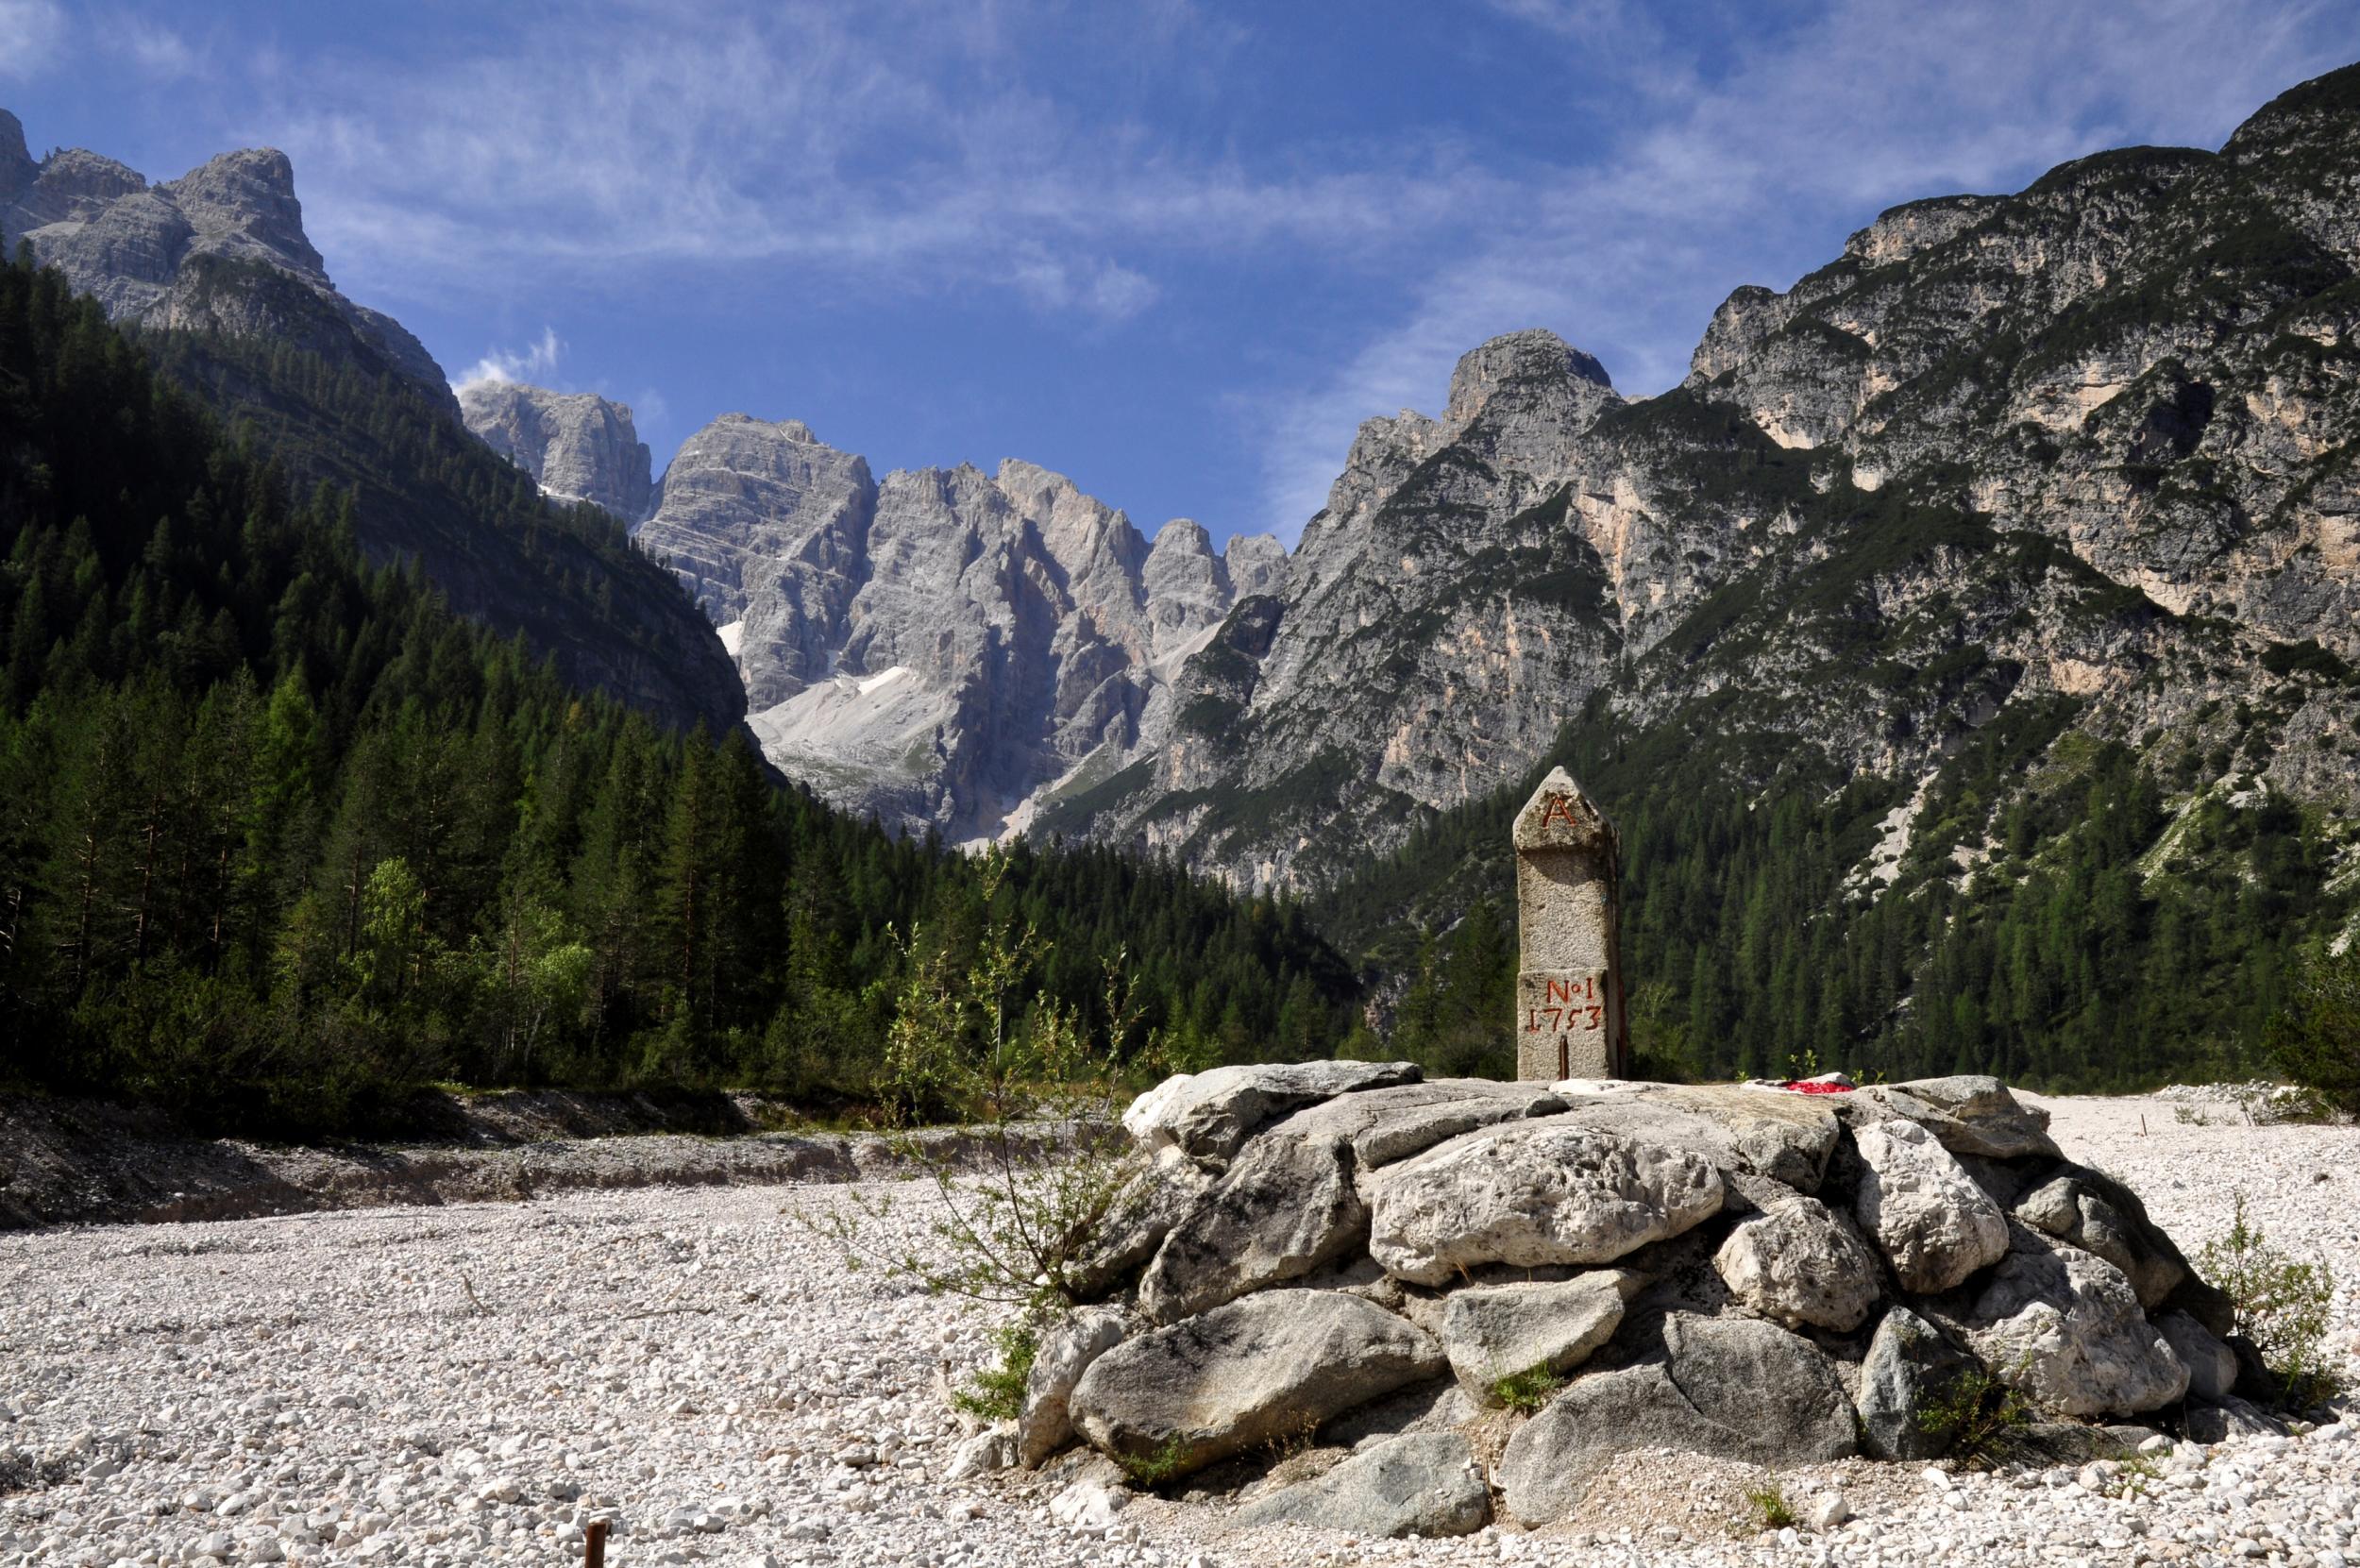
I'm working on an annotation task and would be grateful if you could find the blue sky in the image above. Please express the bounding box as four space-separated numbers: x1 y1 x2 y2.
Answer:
6 0 2357 544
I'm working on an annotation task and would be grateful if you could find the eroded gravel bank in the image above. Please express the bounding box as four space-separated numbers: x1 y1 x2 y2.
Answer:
1 1094 2354 1567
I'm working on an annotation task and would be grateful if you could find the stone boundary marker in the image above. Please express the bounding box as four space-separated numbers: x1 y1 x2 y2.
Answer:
1513 766 1627 1079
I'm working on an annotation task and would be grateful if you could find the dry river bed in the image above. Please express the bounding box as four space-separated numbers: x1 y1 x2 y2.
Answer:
1 1093 2355 1568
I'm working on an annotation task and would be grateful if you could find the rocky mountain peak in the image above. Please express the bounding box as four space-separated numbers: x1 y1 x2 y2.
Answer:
1222 531 1290 599
459 381 653 520
1443 329 1613 429
1440 329 1619 478
1842 194 1999 266
0 111 451 411
0 110 30 192
158 147 322 277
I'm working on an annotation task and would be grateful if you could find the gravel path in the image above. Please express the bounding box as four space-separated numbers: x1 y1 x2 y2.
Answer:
1 1093 2354 1567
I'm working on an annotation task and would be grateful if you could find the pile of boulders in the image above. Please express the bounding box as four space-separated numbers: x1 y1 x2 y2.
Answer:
956 1063 2265 1538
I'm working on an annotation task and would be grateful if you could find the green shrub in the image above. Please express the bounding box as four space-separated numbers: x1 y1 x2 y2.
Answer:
2199 1192 2341 1408
1915 1363 2032 1467
949 1320 1038 1423
1745 1485 1796 1530
1489 1363 1564 1413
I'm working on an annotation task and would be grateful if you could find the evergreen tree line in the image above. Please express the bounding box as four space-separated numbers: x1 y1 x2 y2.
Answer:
1323 691 2349 1093
0 254 1358 1133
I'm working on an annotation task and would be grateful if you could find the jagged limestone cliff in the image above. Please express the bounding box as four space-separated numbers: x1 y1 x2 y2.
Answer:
628 416 1289 839
1052 68 2360 905
460 383 654 520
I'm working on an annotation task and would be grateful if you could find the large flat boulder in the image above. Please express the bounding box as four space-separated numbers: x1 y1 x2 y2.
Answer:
1542 1083 1844 1193
1069 1290 1444 1478
1852 1118 2009 1293
1121 1061 1423 1162
1262 1078 1567 1172
1138 1130 1368 1324
1497 1314 1855 1524
1961 1228 2190 1418
1713 1192 1883 1331
2013 1165 2188 1307
1857 1306 1977 1460
1849 1077 2059 1161
1368 1122 1722 1287
1233 1431 1489 1539
1439 1270 1634 1395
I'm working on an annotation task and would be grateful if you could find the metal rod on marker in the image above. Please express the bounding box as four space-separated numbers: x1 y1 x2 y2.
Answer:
585 1518 610 1568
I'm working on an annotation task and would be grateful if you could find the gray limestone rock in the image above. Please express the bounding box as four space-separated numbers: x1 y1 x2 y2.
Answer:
1961 1227 2190 1418
1066 1145 1222 1301
1121 1060 1421 1163
1368 1120 1721 1287
1017 1307 1127 1468
1067 1290 1444 1478
1438 1270 1633 1395
1547 1083 1845 1194
460 383 653 520
1138 1129 1368 1324
1712 1192 1883 1331
1850 1078 2061 1161
2155 1309 2239 1403
1497 1312 1855 1524
2013 1165 2189 1307
1233 1431 1489 1539
1852 1118 2011 1293
1265 1077 1565 1176
1857 1306 1977 1460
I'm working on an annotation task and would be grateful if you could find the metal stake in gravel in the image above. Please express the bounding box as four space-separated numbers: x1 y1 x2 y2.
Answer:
584 1518 609 1567
1513 766 1628 1080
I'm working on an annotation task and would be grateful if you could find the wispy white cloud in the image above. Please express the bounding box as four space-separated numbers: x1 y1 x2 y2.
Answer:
0 0 66 80
453 326 565 391
239 0 1497 327
107 14 201 79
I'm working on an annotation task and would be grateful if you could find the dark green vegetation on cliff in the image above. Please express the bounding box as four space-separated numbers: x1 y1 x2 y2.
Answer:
0 257 1357 1132
143 264 746 736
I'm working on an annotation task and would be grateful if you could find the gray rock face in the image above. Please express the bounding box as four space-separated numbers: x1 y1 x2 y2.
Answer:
1367 1121 1723 1287
2013 1166 2189 1307
1548 1084 1844 1194
1268 1077 1566 1173
460 383 654 520
1713 1193 1884 1331
1121 1060 1422 1163
1497 1313 1856 1524
1960 1228 2191 1417
1068 1146 1222 1300
1233 1431 1489 1539
1438 1270 1632 1394
1857 1306 1978 1460
0 127 451 410
2156 1309 2239 1404
1018 1307 1127 1468
1852 1119 2011 1293
1852 1078 2061 1161
1138 1130 1368 1324
1067 1290 1444 1478
631 413 1294 837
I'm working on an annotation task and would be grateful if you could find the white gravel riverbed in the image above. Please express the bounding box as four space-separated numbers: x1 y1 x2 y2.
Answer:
1 1093 2355 1568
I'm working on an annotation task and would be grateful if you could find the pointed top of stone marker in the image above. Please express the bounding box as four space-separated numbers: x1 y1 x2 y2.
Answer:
1513 767 1613 851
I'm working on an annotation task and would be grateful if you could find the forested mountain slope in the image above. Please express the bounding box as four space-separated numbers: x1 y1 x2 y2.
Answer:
0 108 742 735
0 257 1358 1131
